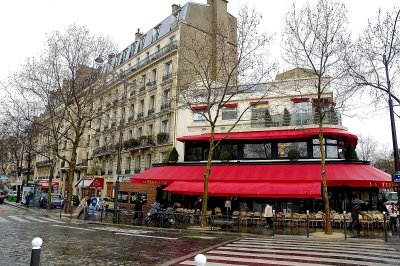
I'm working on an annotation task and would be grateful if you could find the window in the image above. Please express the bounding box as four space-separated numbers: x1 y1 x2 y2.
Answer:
126 157 131 170
186 146 203 161
146 154 152 169
95 139 100 148
193 111 207 122
148 124 154 136
278 142 307 158
118 191 129 203
139 99 145 115
222 107 237 120
138 127 143 137
140 75 146 90
161 120 169 133
163 61 172 80
243 143 272 159
294 101 310 125
149 95 155 109
312 138 339 159
151 69 157 83
129 104 135 119
128 130 133 138
153 25 160 42
160 152 169 163
170 35 176 43
130 192 147 205
135 156 141 172
251 103 268 120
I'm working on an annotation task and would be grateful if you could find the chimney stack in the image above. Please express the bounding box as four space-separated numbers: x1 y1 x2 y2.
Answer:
172 4 180 14
135 28 143 41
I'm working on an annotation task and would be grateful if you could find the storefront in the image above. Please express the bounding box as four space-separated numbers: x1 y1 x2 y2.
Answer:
75 177 104 198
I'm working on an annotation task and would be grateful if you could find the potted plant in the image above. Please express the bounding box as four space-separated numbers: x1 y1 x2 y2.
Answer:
219 150 232 162
157 132 167 144
282 108 291 126
287 149 300 161
345 144 359 160
167 147 179 162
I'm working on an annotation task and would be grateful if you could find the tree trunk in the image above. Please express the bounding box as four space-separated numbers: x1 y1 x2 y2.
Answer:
201 127 215 227
319 113 332 235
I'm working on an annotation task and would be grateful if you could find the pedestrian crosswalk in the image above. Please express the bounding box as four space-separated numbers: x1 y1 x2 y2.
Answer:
178 237 400 266
0 215 65 224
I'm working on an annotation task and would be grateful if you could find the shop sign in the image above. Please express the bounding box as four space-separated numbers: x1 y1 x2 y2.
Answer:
393 172 400 182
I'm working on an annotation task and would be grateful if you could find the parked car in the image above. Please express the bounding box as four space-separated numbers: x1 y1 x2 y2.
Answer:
40 194 64 209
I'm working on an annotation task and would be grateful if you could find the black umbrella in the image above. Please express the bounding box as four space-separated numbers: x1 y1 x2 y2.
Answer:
351 199 366 204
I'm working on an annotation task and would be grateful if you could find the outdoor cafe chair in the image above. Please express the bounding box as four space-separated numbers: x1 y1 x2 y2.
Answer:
232 210 240 224
252 211 262 226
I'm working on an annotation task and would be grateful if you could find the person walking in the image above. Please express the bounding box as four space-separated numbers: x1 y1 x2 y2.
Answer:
351 203 361 236
134 194 144 225
263 203 273 228
91 195 98 214
388 202 398 233
25 192 32 208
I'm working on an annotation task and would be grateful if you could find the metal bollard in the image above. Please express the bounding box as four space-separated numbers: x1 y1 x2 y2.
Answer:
272 210 275 237
384 211 388 242
30 237 42 266
343 211 347 240
306 210 309 238
194 254 207 266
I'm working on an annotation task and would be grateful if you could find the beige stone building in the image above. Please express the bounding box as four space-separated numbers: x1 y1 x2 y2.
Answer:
25 0 237 205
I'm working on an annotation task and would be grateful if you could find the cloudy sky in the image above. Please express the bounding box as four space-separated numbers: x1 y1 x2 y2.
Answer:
0 0 398 147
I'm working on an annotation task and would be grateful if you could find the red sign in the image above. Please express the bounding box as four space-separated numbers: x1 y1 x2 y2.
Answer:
88 177 104 189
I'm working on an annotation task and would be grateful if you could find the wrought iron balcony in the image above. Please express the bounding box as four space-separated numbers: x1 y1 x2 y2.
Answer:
161 100 171 110
36 160 53 167
95 41 178 95
148 108 155 115
107 170 113 175
157 133 169 144
137 112 144 118
162 73 172 81
134 168 141 174
124 169 131 174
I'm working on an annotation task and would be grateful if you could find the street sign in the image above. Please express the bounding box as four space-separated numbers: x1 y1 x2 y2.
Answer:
393 171 400 182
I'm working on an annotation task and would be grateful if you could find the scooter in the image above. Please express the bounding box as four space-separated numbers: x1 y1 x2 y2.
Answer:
144 202 175 227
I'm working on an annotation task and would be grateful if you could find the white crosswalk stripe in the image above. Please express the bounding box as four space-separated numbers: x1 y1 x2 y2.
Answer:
8 215 29 222
24 215 49 222
0 217 10 223
0 215 62 223
178 237 400 266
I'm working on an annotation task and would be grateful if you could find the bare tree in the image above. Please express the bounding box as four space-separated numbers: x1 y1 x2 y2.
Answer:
282 0 351 235
8 25 116 214
177 5 276 226
346 8 400 172
357 135 379 163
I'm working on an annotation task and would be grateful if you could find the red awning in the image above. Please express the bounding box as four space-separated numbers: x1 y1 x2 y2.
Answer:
163 181 321 198
131 163 393 189
75 177 104 189
176 128 358 146
38 181 59 189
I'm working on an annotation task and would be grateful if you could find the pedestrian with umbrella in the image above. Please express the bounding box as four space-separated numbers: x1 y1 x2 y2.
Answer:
350 195 365 236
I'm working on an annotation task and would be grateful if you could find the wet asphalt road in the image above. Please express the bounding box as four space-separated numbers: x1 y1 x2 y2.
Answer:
0 204 237 265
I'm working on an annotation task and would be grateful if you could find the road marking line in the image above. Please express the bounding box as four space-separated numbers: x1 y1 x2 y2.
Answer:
39 217 65 223
52 225 96 231
115 233 177 240
0 217 10 223
8 216 29 222
25 216 48 222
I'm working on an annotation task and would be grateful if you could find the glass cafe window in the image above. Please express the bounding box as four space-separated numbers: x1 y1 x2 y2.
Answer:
312 138 339 158
243 143 272 159
222 107 237 120
193 111 207 122
278 142 307 158
130 192 147 205
118 191 129 203
186 146 204 161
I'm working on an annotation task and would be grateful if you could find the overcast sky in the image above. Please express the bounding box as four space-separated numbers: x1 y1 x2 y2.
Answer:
0 0 398 148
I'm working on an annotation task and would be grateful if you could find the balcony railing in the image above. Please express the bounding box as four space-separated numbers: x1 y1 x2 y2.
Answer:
137 112 144 118
134 168 141 174
95 41 177 95
251 112 342 128
148 108 155 115
157 133 169 144
146 80 156 87
162 73 172 81
92 145 115 157
107 170 113 175
128 116 134 122
139 135 155 147
161 100 171 110
36 160 53 167
124 169 131 174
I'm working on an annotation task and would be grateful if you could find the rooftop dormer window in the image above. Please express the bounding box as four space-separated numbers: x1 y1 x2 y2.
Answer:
171 11 180 30
152 25 161 42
